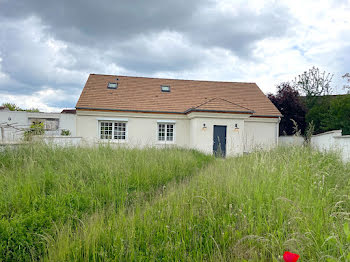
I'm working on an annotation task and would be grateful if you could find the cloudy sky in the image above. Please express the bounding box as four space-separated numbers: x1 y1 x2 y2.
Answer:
0 0 349 112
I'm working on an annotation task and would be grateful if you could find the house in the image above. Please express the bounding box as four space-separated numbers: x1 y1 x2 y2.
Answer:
76 74 281 156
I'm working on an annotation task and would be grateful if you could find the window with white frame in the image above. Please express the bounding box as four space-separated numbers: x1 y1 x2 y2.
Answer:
100 121 126 140
158 123 174 142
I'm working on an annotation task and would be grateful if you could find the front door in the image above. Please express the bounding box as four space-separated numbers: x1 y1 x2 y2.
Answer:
213 125 227 157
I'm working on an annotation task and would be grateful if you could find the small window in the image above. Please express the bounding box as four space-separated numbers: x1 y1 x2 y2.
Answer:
100 121 126 140
161 85 170 92
107 82 118 89
158 123 174 142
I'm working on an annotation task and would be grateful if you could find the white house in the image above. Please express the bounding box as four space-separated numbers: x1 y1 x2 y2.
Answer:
76 74 281 156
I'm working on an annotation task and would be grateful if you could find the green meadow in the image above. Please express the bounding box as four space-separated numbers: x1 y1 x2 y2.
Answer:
0 144 349 261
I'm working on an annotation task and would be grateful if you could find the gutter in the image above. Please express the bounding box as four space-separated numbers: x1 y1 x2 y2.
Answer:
77 107 255 115
76 107 281 118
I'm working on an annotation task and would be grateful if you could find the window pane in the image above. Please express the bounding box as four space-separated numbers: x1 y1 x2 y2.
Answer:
107 82 118 89
114 122 126 140
166 124 174 141
158 124 165 141
100 122 112 139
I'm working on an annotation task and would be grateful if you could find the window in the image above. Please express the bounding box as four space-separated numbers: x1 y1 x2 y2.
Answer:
107 82 118 89
158 123 174 142
29 118 59 131
100 121 126 140
161 85 170 92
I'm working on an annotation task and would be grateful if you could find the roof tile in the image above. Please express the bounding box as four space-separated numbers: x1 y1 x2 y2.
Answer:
76 74 281 117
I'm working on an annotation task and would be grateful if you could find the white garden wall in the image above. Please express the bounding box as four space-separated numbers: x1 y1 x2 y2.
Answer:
0 110 76 142
279 130 350 162
311 130 350 162
279 136 304 146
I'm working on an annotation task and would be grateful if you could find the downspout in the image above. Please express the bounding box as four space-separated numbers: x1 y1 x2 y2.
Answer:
276 117 281 146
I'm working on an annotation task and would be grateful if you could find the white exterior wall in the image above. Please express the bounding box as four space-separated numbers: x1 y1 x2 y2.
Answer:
77 110 279 156
0 110 76 142
188 112 247 155
76 110 190 148
244 118 280 152
0 111 28 141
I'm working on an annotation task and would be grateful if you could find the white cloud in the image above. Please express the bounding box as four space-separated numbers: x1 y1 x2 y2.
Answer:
0 87 78 112
0 0 350 111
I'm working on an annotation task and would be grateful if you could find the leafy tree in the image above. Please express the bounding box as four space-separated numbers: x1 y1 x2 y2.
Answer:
305 96 331 134
1 103 22 111
1 103 40 112
268 82 307 135
293 67 333 108
26 108 40 112
306 95 350 135
323 95 350 135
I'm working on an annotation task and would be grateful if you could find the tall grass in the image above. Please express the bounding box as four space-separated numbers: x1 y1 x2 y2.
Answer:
44 146 350 261
0 144 212 261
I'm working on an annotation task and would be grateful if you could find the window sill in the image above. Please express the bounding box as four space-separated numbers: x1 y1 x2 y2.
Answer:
99 139 128 144
156 141 176 145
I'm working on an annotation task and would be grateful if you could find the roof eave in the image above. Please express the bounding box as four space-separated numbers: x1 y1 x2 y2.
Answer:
76 107 255 115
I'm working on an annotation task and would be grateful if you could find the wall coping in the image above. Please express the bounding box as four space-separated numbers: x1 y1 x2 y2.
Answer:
312 130 342 137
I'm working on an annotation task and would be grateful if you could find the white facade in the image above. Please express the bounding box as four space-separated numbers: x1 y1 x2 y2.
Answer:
0 110 77 142
76 110 280 156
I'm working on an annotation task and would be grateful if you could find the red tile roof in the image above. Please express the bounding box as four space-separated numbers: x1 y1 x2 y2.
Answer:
76 74 281 117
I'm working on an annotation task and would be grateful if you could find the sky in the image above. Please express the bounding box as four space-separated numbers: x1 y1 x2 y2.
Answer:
0 0 349 112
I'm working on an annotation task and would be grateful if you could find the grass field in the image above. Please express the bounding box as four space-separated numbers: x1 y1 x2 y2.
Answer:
0 145 349 261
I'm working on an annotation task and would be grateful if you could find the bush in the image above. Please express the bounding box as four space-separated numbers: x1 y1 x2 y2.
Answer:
23 121 45 141
60 129 71 136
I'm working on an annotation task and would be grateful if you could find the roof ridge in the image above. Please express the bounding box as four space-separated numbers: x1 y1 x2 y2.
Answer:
192 97 218 110
90 73 257 85
191 97 254 112
218 98 255 112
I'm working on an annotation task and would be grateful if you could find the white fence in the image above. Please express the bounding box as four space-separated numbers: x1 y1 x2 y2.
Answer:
279 135 304 146
279 130 350 162
311 130 350 162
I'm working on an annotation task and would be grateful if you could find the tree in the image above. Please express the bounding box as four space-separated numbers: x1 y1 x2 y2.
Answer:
293 67 333 108
1 103 40 112
305 94 350 135
1 103 22 111
323 95 350 135
268 82 307 135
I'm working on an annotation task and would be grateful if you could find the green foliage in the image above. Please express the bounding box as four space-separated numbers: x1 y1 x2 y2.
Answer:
0 145 212 261
306 95 350 135
26 108 40 112
60 129 71 136
1 145 349 261
1 102 22 111
1 102 40 112
304 121 315 145
42 146 350 261
23 122 45 141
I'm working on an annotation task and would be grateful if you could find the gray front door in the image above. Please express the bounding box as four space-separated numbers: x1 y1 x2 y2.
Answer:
213 125 227 157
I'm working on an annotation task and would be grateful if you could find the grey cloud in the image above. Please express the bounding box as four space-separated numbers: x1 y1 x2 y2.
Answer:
0 0 294 109
0 0 292 57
